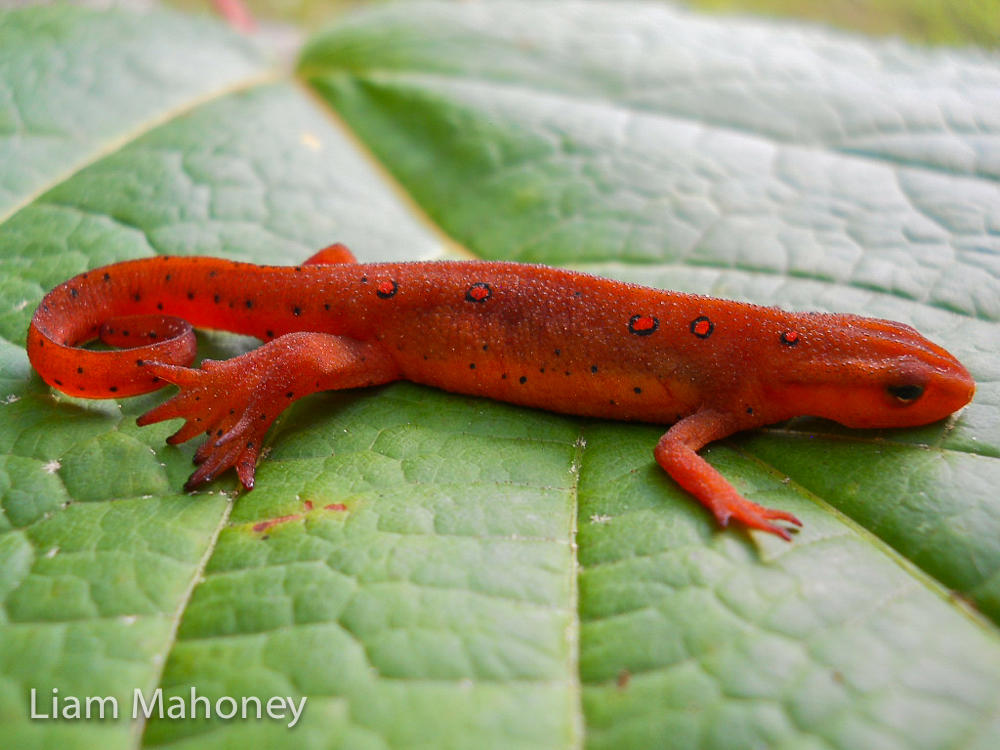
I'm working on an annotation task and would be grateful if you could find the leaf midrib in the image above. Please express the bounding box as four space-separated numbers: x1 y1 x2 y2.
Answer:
129 495 234 750
568 426 586 750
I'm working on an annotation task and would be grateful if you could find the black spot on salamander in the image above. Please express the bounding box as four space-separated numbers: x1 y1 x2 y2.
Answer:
294 266 302 272
286 391 294 398
540 367 545 373
266 330 274 338
103 273 111 281
361 275 368 283
245 299 253 308
746 406 754 415
187 291 195 300
69 288 78 298
109 386 118 393
519 376 527 384
136 359 145 366
501 373 508 379
165 274 172 282
633 387 642 394
469 363 476 369
213 294 221 304
259 413 266 420
482 344 489 351
157 302 164 310
54 379 63 386
293 306 302 316
76 367 83 374
591 365 598 374
133 293 141 302
324 303 331 311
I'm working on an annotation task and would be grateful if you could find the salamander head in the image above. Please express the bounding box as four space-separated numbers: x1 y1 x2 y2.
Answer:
762 313 975 429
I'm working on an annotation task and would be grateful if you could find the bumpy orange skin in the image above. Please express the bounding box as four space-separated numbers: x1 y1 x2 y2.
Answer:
27 246 975 540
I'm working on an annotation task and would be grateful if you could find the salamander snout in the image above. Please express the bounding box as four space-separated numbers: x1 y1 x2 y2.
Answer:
891 351 975 421
763 314 976 430
838 326 975 429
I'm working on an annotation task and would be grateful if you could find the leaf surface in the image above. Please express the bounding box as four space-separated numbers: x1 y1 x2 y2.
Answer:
2 2 999 749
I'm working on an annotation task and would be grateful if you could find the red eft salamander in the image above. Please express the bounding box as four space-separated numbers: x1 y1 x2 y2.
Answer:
27 244 976 540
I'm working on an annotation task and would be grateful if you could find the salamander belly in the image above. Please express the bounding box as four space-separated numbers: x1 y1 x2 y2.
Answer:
382 316 697 423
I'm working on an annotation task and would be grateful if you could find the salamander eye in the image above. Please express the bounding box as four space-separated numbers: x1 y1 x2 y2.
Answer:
887 383 925 403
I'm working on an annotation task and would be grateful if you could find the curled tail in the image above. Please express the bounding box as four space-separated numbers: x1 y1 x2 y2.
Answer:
27 247 356 400
27 256 251 398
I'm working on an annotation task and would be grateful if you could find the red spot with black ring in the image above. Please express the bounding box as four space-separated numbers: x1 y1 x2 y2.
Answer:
690 316 713 339
376 280 398 299
628 314 659 336
466 282 492 303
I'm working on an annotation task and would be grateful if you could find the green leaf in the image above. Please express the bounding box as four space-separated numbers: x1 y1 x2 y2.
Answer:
0 5 266 222
2 2 999 749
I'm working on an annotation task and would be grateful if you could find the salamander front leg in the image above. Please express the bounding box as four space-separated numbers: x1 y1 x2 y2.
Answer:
137 332 400 491
654 408 802 540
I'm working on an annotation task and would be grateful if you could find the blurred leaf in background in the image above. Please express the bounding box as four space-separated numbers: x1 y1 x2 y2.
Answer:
169 0 1000 47
691 0 1000 47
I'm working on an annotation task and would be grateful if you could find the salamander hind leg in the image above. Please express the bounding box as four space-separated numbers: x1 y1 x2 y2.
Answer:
654 409 802 540
137 332 399 491
302 243 357 265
